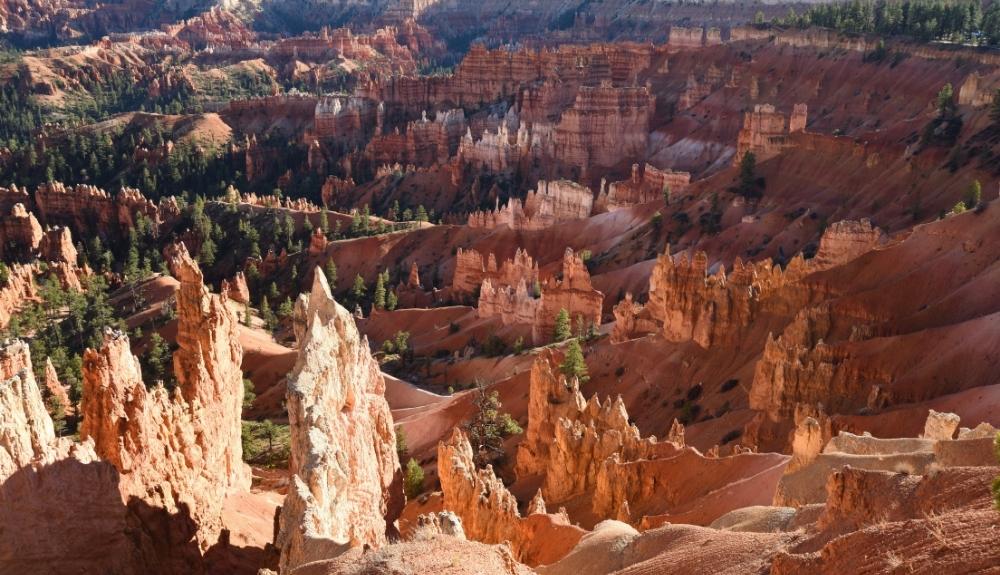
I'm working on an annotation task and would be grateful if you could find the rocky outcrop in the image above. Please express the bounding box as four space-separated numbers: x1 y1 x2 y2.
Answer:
437 427 585 565
0 203 43 260
0 340 56 478
276 269 404 572
468 180 593 230
452 247 539 296
222 271 250 304
43 357 73 417
734 103 808 165
809 218 885 270
596 163 691 211
478 248 604 345
0 263 37 329
366 109 467 167
79 243 250 550
646 246 803 348
439 428 526 552
34 181 164 236
747 303 887 422
0 339 155 575
610 293 655 343
39 226 78 264
776 410 996 507
321 175 356 208
313 95 379 144
921 409 960 440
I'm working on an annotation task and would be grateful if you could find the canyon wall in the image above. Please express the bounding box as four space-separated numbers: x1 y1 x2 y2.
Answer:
0 340 151 575
553 82 654 172
277 269 403 572
510 350 788 529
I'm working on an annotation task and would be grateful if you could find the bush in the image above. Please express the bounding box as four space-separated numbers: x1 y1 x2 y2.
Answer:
404 458 424 498
721 379 739 393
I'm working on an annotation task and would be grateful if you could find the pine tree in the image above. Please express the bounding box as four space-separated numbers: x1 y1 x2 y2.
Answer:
143 332 173 388
351 274 367 308
553 308 572 342
738 151 761 199
560 339 590 382
324 259 338 289
373 271 387 310
937 83 956 117
278 297 294 318
386 290 398 311
260 296 277 331
319 208 330 233
404 458 424 498
415 204 429 222
465 381 519 468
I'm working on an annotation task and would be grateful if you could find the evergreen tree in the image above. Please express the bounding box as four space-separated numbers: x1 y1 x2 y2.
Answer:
278 297 294 318
560 339 590 382
386 290 398 311
373 271 387 310
415 205 429 222
395 425 409 460
351 274 367 308
324 259 338 289
738 151 761 199
143 332 173 388
319 208 330 233
404 458 424 498
260 296 277 331
553 308 572 342
937 83 956 117
465 381 520 468
966 180 982 208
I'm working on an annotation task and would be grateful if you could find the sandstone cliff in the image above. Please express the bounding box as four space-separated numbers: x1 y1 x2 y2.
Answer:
276 268 404 572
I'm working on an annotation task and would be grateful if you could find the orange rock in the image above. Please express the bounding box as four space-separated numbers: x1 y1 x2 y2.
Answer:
452 247 539 296
80 242 250 550
478 248 603 345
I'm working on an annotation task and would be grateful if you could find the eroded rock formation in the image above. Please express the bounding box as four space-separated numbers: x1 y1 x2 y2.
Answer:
597 163 691 211
478 248 603 344
511 350 789 529
452 247 539 296
468 180 594 230
79 243 249 549
276 269 404 572
734 103 808 164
